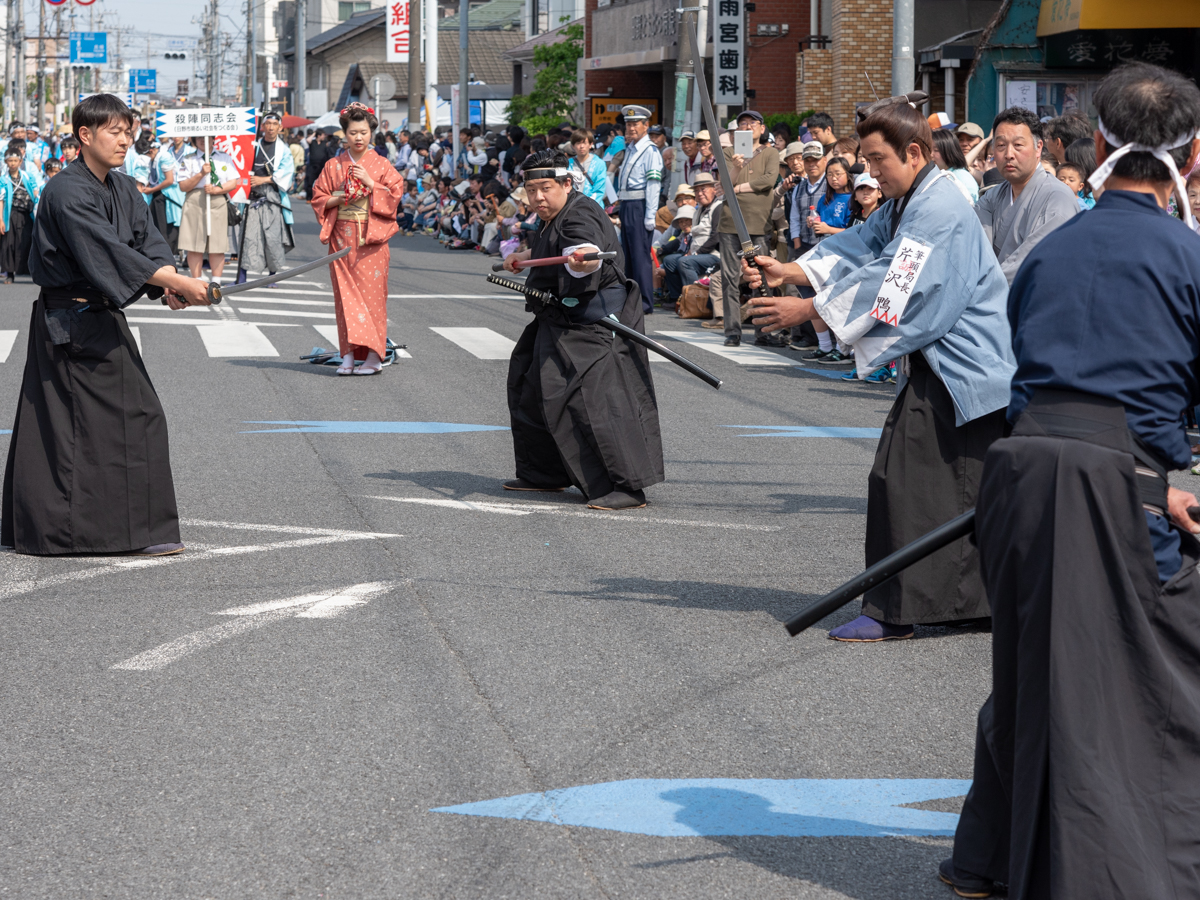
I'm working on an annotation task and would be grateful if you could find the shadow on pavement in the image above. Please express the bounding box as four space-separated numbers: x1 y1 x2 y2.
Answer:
554 575 820 623
636 831 950 899
362 469 586 502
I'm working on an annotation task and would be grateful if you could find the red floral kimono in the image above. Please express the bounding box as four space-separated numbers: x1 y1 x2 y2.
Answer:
311 150 404 359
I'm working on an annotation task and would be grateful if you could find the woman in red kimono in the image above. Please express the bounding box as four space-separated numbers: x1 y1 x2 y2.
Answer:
311 102 405 375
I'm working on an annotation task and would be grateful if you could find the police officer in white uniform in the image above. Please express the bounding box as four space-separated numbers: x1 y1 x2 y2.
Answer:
615 105 663 314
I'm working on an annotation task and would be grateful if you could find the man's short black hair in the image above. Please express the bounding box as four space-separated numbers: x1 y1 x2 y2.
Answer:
1093 61 1200 184
992 106 1044 142
807 112 835 132
60 135 79 150
1046 111 1091 147
73 92 136 143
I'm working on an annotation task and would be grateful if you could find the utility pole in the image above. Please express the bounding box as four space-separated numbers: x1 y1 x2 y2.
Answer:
247 0 255 106
407 0 421 129
423 0 436 129
295 0 305 117
4 0 12 125
213 0 221 104
35 0 44 130
671 0 698 142
455 0 467 163
688 0 707 133
15 0 25 124
892 0 914 94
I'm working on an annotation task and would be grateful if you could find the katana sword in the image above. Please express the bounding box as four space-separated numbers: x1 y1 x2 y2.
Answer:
171 247 352 305
685 16 762 287
487 273 722 389
783 509 977 636
491 251 617 272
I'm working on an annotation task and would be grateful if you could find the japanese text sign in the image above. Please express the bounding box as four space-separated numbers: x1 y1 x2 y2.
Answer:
713 0 743 105
870 237 930 327
155 107 256 139
386 0 410 63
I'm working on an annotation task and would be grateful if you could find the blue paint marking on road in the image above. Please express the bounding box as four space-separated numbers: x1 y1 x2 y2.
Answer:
725 425 883 438
432 778 969 838
0 430 9 435
791 365 856 380
240 421 511 434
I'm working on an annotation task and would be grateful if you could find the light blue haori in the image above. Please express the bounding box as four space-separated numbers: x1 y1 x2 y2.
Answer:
799 168 1016 427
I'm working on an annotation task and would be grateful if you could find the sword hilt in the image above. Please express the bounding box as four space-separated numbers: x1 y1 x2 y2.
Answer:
740 245 769 298
207 282 223 305
487 273 554 305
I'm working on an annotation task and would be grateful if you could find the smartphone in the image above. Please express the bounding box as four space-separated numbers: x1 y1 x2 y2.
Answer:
733 130 754 158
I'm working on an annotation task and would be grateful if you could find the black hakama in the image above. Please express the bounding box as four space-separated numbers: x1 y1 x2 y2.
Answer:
150 191 178 252
1 298 180 553
506 189 664 498
951 395 1200 899
862 352 1006 624
0 208 32 275
1 159 181 555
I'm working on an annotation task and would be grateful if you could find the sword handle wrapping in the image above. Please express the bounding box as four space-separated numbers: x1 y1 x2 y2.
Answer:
741 247 769 299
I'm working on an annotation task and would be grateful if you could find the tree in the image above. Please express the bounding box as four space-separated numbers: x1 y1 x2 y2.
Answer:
507 20 584 135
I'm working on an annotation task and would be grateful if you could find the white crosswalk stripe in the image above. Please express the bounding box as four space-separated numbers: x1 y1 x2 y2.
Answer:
311 324 413 358
430 327 516 359
0 329 17 362
653 330 794 365
227 307 337 320
194 323 280 357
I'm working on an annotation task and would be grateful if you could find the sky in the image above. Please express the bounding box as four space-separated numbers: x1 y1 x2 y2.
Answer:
33 0 246 99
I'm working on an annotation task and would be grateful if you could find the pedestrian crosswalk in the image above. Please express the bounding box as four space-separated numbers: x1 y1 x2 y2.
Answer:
0 317 802 369
430 327 516 359
0 329 17 363
653 331 795 366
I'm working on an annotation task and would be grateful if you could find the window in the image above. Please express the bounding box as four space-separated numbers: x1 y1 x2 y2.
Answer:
338 1 371 21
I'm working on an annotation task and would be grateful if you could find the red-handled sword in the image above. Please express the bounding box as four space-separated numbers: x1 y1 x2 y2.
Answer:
491 250 617 272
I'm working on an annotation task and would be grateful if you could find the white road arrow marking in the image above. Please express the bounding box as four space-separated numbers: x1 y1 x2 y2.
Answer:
111 582 393 671
0 521 401 602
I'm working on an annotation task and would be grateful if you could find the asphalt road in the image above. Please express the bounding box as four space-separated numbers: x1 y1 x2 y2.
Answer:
0 203 1067 899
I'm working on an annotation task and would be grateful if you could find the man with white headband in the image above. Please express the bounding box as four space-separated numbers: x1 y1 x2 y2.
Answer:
973 105 1079 284
941 62 1200 899
501 148 663 511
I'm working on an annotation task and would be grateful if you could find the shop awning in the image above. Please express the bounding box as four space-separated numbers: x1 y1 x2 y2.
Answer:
1038 0 1200 37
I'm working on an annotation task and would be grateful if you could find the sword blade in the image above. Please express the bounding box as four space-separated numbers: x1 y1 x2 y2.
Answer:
686 18 755 255
212 247 351 300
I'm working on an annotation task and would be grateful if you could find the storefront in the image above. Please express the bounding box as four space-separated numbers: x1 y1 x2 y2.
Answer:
966 0 1200 129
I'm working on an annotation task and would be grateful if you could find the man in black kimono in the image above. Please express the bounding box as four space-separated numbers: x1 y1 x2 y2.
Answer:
1 93 211 556
940 62 1200 899
501 149 664 511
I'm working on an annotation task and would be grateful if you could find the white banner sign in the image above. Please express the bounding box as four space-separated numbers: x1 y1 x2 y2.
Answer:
386 0 410 63
713 0 744 106
869 237 931 327
155 106 256 138
1005 80 1037 113
154 106 255 138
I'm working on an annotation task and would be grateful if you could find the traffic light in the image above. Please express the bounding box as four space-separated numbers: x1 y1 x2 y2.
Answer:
164 52 187 60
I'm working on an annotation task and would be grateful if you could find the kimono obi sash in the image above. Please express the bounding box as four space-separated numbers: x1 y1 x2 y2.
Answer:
1013 387 1169 516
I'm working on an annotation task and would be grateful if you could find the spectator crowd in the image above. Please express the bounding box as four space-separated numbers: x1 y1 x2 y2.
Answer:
336 100 1151 386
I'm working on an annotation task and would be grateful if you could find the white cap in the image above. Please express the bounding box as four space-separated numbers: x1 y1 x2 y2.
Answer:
853 173 880 190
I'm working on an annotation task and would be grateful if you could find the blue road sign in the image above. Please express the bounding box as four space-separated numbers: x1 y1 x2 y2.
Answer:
129 69 157 94
70 32 108 65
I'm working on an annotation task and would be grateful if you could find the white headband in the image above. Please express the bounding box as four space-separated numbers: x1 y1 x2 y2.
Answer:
524 167 569 179
1089 117 1199 231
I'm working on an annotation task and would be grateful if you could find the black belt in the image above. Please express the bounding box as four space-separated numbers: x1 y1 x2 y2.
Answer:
1012 387 1170 516
40 287 113 311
